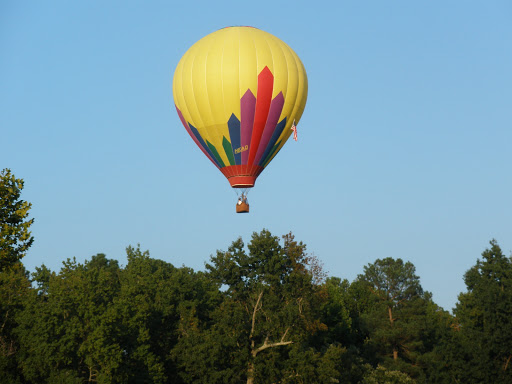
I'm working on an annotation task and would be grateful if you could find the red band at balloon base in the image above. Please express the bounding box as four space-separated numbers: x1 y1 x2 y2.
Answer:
220 165 264 188
228 175 256 188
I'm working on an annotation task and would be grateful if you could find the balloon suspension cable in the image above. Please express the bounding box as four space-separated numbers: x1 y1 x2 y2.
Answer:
234 187 251 203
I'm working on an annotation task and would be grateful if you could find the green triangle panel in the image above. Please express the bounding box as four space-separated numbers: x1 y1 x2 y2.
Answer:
206 141 226 168
222 137 236 166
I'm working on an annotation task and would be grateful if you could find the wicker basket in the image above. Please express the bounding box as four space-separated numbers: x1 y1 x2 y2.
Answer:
236 202 250 213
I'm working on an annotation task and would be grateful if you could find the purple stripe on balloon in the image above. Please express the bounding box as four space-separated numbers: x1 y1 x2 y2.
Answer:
240 89 256 165
254 92 284 165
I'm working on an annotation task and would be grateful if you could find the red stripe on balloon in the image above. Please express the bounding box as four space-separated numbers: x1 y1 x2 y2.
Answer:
247 66 273 165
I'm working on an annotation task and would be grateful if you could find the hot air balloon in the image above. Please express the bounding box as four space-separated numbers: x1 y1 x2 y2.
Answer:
173 27 308 213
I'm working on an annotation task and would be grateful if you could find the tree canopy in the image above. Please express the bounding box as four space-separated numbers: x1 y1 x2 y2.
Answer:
0 183 510 384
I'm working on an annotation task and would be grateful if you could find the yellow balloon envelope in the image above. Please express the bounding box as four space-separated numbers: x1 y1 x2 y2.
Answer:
173 26 308 187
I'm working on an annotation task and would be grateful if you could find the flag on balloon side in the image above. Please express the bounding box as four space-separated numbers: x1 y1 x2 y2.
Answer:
291 122 298 141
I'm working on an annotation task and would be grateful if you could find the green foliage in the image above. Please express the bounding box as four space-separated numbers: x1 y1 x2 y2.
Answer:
14 246 220 383
356 258 431 380
119 245 221 383
0 263 31 383
320 277 352 345
361 364 416 384
15 254 123 383
359 257 423 304
449 240 512 383
175 229 338 384
0 169 34 271
413 295 454 384
0 221 508 383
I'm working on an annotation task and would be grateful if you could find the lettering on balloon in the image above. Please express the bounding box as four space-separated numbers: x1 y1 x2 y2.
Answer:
234 145 249 154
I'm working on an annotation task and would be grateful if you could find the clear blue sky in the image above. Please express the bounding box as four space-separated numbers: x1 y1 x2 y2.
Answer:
1 1 511 312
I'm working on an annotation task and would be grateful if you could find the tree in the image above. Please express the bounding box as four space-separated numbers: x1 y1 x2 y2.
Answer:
16 254 123 383
0 263 31 383
173 230 336 384
0 169 34 271
117 245 220 383
15 246 220 384
320 277 352 346
361 364 416 384
413 295 454 384
318 277 368 384
449 240 512 383
356 258 428 379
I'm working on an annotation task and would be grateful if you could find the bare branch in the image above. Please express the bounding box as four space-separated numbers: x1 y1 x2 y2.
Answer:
252 339 293 357
0 310 9 333
250 291 264 340
251 327 293 357
504 354 512 371
280 327 290 343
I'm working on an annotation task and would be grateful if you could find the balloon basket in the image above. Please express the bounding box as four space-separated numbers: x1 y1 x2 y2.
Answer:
236 202 250 213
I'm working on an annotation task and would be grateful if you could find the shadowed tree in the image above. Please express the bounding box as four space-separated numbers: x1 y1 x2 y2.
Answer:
0 263 31 383
448 240 512 384
356 258 428 379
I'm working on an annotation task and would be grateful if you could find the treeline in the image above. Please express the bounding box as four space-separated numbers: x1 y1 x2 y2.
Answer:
1 169 512 383
1 232 511 383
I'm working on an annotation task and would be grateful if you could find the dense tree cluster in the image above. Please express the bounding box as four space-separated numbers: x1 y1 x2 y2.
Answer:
1 171 511 383
1 236 510 384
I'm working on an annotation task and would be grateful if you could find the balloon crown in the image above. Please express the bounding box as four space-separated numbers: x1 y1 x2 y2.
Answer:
221 25 257 29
